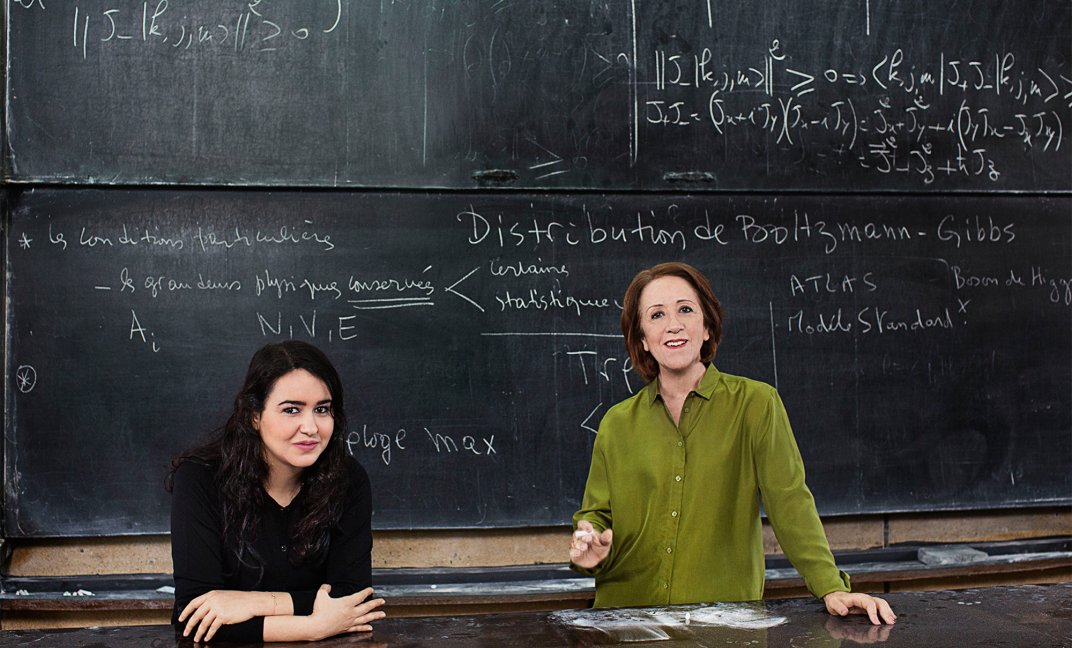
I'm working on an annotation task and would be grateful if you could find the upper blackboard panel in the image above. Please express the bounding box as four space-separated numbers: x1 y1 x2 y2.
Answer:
5 1 1070 190
5 188 1070 536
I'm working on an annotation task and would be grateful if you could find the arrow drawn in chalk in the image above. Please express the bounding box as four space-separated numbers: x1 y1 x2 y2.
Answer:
445 266 484 312
581 402 603 435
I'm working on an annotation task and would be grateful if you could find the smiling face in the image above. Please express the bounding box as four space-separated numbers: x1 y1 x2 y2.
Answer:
638 276 711 378
252 368 335 480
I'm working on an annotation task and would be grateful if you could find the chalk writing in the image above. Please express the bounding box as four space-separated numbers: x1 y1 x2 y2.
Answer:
7 187 1071 534
129 310 160 352
1032 267 1072 306
425 429 497 457
458 204 1026 256
647 35 1070 186
118 225 185 250
9 2 1069 190
69 1 342 59
48 224 68 250
39 222 335 254
16 365 37 394
937 215 1016 248
787 306 955 336
495 289 613 317
460 205 691 251
346 425 407 467
789 272 877 296
489 258 570 278
343 424 497 467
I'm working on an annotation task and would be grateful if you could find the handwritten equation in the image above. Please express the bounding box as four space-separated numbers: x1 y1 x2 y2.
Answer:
644 39 1070 185
63 1 343 59
7 1 1069 189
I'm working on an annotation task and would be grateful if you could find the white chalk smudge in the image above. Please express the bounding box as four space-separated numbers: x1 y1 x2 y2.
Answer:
551 603 787 642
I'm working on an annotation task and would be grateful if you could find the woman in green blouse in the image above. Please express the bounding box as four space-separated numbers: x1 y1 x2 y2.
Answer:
570 262 895 625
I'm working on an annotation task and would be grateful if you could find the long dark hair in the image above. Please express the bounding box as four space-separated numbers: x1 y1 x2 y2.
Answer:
168 341 351 566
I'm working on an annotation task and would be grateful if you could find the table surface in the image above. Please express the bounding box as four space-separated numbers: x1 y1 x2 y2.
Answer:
1 583 1069 647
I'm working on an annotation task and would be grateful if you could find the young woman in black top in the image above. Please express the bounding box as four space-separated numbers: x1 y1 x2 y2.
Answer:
168 341 385 642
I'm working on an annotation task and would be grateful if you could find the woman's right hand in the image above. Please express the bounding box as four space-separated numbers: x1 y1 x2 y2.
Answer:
310 584 386 640
569 520 613 569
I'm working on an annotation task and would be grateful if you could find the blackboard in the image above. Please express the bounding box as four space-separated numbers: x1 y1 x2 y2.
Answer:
5 1 1070 190
4 187 1070 537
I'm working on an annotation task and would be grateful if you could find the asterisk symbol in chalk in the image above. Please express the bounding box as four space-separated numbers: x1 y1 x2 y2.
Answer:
18 233 31 250
16 365 37 393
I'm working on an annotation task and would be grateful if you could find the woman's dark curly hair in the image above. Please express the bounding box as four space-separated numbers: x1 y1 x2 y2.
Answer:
168 341 350 567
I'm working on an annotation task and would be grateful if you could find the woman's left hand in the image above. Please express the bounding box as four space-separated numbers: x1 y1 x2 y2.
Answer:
179 589 267 642
823 591 897 625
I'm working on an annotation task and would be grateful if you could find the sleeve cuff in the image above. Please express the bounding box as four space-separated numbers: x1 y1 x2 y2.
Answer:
569 562 599 577
290 590 316 616
811 570 852 600
178 616 263 643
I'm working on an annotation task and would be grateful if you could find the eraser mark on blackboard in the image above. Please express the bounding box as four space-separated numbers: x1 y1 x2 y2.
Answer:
473 169 519 185
663 171 715 184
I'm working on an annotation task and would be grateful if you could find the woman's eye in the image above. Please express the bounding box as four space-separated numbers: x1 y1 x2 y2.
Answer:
680 305 694 313
314 406 332 415
650 311 664 320
282 406 300 415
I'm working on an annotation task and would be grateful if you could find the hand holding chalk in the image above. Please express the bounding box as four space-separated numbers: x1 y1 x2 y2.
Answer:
569 520 613 569
573 529 595 543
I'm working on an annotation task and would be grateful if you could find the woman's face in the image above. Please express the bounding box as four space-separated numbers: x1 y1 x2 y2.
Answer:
638 275 710 376
252 369 334 478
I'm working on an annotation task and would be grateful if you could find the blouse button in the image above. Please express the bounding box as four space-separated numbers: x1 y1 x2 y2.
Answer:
677 441 683 447
281 545 288 553
666 547 673 554
675 475 682 482
671 511 678 517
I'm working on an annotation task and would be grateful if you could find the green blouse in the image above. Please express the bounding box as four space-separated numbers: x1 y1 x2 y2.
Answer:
573 364 850 607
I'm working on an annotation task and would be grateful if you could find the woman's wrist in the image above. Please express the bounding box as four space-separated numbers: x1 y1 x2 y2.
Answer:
258 590 295 617
259 591 285 617
262 614 323 642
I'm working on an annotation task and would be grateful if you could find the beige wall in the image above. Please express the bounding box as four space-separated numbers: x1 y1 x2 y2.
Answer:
8 509 1070 576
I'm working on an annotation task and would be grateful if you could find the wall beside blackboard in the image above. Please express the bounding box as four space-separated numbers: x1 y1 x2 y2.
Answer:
5 0 1070 190
5 188 1069 537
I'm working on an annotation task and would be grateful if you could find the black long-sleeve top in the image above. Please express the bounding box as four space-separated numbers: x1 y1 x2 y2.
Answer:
170 458 372 643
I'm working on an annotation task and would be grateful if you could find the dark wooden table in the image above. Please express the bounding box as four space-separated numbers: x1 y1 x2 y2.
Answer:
1 583 1068 647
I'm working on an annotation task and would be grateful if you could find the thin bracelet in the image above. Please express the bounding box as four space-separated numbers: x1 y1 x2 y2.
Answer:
270 592 278 616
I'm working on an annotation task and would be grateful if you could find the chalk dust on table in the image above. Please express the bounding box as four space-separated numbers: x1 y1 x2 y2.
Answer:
551 603 786 642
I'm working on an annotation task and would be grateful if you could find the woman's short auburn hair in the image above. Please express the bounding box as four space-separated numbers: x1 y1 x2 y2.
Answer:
621 262 725 383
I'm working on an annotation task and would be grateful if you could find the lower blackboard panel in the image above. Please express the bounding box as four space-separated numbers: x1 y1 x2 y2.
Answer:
4 188 1070 535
